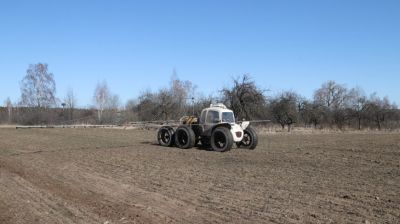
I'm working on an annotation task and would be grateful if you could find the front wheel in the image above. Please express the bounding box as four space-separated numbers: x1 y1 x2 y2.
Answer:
236 126 258 150
211 127 233 152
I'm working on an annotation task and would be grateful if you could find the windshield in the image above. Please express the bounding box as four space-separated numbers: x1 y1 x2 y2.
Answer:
222 112 235 123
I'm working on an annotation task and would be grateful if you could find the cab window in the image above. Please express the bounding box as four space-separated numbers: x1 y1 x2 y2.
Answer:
206 110 220 123
222 112 235 123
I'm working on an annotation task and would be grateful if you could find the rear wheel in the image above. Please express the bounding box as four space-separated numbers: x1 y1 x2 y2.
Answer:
175 126 196 149
236 126 258 149
211 127 233 152
157 126 175 147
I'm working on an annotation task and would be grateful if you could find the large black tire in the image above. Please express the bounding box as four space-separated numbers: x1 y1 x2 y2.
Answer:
175 126 196 149
211 127 233 152
236 126 258 150
157 126 175 147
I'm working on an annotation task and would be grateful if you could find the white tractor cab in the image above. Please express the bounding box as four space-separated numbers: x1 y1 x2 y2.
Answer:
157 103 258 152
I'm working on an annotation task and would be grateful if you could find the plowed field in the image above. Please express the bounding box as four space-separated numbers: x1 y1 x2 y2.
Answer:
0 128 399 223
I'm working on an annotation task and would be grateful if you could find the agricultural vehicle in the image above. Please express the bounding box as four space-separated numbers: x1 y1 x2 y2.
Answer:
157 103 258 152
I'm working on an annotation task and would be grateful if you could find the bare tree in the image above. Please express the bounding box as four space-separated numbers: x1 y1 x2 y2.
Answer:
348 87 368 130
101 94 121 124
221 74 266 120
94 81 110 122
134 75 197 121
193 94 214 116
20 63 57 108
136 91 159 121
124 99 138 122
270 91 299 131
314 80 348 109
157 88 175 120
107 94 121 110
64 88 77 120
170 75 197 117
300 100 326 128
365 94 394 130
314 81 350 128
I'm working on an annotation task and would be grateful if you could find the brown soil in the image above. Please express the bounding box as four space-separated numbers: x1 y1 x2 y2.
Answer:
0 128 399 224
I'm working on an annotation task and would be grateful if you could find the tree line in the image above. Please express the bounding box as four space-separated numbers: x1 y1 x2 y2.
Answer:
1 63 399 130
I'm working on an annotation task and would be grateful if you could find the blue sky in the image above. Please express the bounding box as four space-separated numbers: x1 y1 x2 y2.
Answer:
1 0 399 107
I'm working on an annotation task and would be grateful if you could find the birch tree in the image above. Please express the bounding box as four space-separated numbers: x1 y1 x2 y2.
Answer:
94 81 110 122
20 63 57 108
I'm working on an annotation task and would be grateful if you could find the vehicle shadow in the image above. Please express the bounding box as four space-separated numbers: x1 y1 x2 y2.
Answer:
139 141 159 146
139 141 214 151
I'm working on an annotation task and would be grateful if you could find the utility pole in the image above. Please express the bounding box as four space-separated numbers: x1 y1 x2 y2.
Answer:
185 97 195 116
191 97 195 115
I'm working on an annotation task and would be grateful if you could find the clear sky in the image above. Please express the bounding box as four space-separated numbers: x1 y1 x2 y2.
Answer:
1 0 399 107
